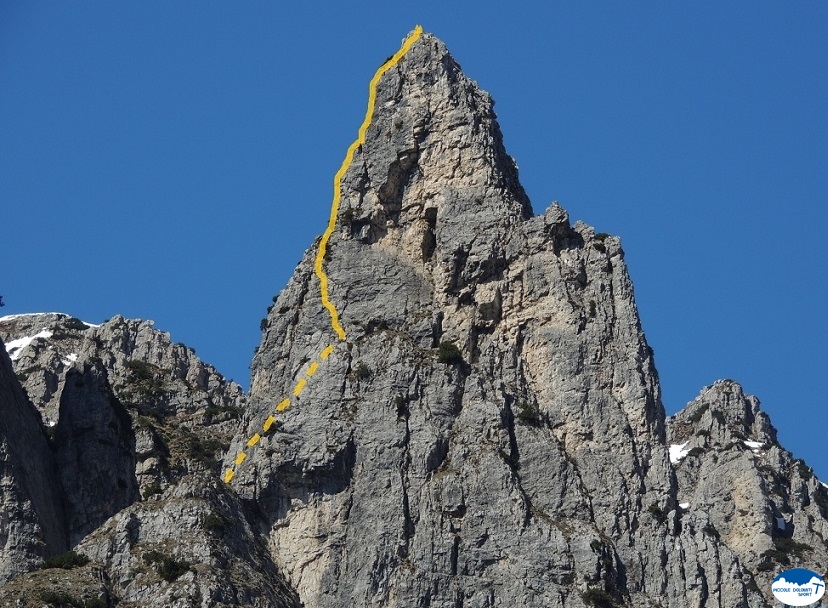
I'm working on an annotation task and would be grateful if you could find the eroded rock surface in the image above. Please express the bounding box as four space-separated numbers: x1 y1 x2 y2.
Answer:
0 29 826 608
0 314 299 607
0 338 66 584
226 31 828 608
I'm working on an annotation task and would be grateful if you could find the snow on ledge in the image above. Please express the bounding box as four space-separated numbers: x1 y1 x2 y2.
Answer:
679 502 690 509
669 443 690 464
743 440 764 449
5 329 53 360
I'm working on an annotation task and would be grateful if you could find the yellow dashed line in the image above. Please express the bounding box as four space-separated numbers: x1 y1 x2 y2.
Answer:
293 378 307 396
224 26 423 484
313 25 423 341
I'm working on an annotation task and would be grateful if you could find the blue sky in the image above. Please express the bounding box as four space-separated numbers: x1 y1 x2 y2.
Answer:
2 3 826 480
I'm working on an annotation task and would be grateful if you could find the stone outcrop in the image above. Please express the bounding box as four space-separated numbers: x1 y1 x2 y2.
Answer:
667 380 828 606
0 314 299 607
0 29 826 608
226 31 828 607
0 338 66 584
54 362 140 545
237 32 674 608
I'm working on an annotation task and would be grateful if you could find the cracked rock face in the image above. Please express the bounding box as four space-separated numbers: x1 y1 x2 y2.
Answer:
0 30 827 608
227 32 827 608
0 338 66 584
240 35 670 607
667 380 828 607
0 314 299 607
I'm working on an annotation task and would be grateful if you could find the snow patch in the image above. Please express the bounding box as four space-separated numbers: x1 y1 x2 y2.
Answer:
775 516 786 530
679 502 690 509
61 353 79 366
820 480 828 490
5 329 54 360
743 440 763 449
669 443 691 464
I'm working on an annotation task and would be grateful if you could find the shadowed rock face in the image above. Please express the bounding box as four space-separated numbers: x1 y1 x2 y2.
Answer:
53 363 140 545
0 30 826 608
0 339 66 584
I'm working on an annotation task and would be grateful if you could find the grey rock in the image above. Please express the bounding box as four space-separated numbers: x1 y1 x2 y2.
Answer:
53 362 140 545
668 380 828 607
232 31 706 608
0 313 299 606
0 337 66 584
2 28 827 608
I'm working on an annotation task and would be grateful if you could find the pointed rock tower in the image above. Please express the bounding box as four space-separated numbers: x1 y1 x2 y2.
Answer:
225 29 825 608
231 29 673 607
0 28 824 608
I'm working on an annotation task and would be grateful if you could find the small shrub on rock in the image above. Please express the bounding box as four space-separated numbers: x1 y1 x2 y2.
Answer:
42 550 90 570
157 556 192 582
353 362 371 380
581 587 616 606
437 341 463 365
144 550 192 582
515 401 541 426
143 482 163 500
186 434 224 466
647 504 666 523
203 511 228 533
38 589 84 607
124 360 160 382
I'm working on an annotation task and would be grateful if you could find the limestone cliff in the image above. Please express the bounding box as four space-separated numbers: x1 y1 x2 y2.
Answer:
0 314 298 607
0 29 825 608
0 337 66 584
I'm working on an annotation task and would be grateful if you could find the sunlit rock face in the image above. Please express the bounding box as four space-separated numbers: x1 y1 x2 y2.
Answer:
0 30 825 608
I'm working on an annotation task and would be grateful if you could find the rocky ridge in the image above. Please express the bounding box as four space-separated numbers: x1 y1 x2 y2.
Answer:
0 29 826 608
0 313 298 607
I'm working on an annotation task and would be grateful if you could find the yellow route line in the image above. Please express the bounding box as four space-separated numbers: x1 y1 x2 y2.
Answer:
313 25 423 341
224 26 423 484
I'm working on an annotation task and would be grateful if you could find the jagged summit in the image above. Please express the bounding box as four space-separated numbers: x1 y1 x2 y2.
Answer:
237 30 828 607
0 31 826 608
339 30 532 246
243 29 676 608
